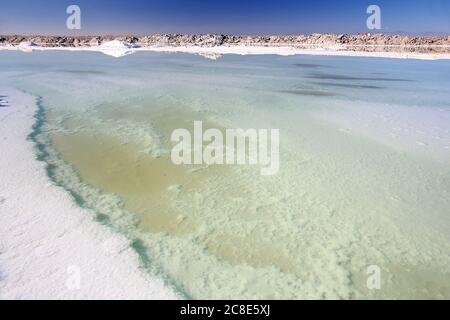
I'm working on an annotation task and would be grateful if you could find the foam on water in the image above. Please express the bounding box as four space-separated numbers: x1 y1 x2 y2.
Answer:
1 51 450 299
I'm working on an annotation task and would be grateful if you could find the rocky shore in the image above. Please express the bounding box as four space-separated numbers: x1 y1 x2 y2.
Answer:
1 34 450 54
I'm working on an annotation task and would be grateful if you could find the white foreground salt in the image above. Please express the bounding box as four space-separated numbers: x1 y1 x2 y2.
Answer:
1 40 450 60
0 87 179 299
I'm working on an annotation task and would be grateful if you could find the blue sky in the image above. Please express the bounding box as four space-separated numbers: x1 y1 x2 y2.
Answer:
0 0 449 35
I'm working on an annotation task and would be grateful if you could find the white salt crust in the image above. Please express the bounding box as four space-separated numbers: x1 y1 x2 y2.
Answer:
0 87 180 299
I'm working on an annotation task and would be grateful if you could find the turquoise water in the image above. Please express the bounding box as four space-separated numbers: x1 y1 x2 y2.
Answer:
1 51 450 299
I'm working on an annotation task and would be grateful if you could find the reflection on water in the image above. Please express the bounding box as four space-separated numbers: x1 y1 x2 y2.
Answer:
293 63 329 69
306 72 412 82
310 82 384 89
279 89 337 97
59 70 108 75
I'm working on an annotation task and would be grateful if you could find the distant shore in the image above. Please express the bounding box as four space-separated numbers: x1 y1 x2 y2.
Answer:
1 33 450 60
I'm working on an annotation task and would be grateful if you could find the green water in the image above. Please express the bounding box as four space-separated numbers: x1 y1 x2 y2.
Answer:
2 51 450 299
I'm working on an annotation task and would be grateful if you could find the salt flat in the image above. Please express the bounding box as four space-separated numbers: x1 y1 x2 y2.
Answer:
0 51 449 299
2 40 450 60
0 86 179 299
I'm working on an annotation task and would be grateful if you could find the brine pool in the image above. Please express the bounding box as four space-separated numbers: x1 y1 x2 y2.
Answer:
1 51 450 299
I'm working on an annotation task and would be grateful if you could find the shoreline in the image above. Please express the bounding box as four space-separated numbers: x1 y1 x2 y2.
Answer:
2 41 450 60
0 86 180 299
1 52 449 299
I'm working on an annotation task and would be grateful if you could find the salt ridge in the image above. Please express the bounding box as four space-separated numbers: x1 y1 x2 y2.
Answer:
2 41 450 60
